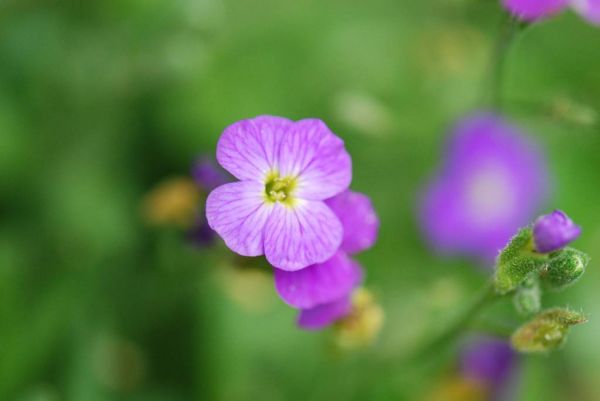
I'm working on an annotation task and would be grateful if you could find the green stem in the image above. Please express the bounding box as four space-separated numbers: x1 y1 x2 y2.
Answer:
488 15 526 110
410 278 503 361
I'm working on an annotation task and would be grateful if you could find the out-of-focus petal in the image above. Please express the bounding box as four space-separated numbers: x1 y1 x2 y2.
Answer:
297 295 352 330
502 0 568 21
274 252 363 309
191 157 229 191
572 0 600 24
264 200 342 271
326 190 379 254
460 336 519 398
206 181 272 257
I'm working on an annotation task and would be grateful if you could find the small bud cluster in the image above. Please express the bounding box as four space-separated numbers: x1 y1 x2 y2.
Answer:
493 211 590 354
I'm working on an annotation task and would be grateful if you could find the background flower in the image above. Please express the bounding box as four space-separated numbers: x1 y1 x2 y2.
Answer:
419 112 549 263
460 337 519 401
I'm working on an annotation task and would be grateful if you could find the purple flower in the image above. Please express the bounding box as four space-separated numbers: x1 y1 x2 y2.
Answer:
206 116 352 271
419 112 549 263
273 190 379 330
502 0 600 25
192 157 229 192
533 210 581 253
460 337 519 400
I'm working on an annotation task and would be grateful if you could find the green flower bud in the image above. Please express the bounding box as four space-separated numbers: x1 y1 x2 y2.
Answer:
511 308 587 353
513 274 541 316
541 248 589 291
495 228 547 294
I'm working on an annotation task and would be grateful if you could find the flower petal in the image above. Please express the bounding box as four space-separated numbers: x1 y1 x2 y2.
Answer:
264 200 343 271
297 295 352 330
216 116 293 181
326 190 379 255
572 0 600 24
502 0 568 21
274 252 363 309
206 181 272 256
278 119 352 201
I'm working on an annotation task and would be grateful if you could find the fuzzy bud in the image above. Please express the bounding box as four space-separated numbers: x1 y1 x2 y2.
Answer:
494 228 547 294
533 210 581 253
541 248 589 290
511 308 587 353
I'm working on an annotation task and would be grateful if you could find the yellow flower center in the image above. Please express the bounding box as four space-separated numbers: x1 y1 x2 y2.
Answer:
264 172 297 205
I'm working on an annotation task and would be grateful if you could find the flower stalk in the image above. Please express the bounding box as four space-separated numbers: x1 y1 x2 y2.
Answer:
488 15 527 110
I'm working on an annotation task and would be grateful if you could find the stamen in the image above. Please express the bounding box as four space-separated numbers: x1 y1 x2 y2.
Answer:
265 172 296 204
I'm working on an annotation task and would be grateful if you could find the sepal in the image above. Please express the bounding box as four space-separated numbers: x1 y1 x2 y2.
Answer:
511 308 587 353
494 228 547 294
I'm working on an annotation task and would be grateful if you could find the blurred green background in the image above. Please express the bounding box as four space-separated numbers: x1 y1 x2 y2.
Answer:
1 0 599 400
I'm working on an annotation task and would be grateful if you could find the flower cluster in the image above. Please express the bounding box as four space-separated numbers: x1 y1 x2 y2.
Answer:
419 112 549 264
502 0 600 25
206 116 380 330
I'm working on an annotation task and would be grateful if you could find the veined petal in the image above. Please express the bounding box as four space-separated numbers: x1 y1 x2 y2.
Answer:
572 0 600 24
502 0 568 21
264 200 343 271
217 116 293 181
206 181 272 257
278 119 352 201
326 190 379 255
297 295 352 330
274 252 363 309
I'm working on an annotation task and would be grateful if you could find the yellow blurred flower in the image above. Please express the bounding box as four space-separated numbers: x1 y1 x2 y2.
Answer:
142 177 200 228
333 288 384 349
426 376 488 401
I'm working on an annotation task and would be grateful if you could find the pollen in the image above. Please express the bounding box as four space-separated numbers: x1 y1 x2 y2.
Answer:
264 172 297 205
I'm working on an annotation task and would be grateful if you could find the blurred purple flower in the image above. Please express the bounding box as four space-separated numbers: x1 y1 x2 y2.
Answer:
573 0 600 24
186 157 230 248
206 116 352 271
419 112 549 263
502 0 600 25
533 210 581 253
460 337 519 400
187 217 217 247
502 0 567 21
192 157 229 192
272 190 379 330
